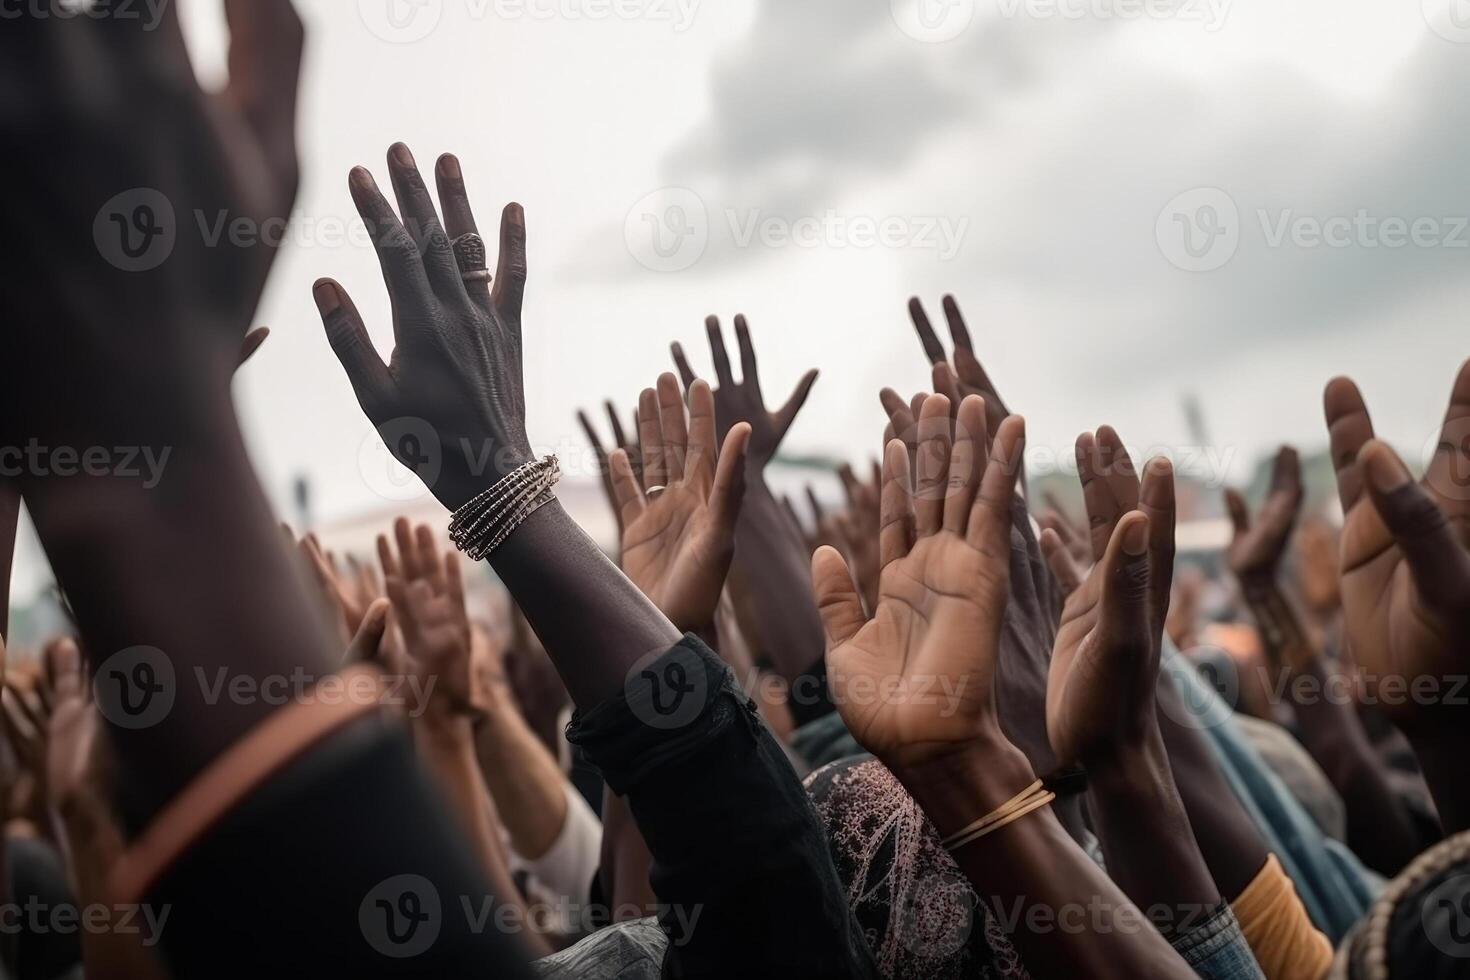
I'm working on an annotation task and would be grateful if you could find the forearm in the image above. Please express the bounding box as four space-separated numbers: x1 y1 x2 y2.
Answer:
1155 676 1270 901
727 481 825 684
20 402 337 826
1244 580 1423 872
489 501 680 710
1402 732 1470 835
1084 728 1223 931
416 712 552 957
567 638 875 979
474 690 569 860
901 743 1196 980
58 808 167 980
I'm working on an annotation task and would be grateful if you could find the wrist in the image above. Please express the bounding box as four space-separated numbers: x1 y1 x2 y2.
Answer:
1081 720 1170 799
890 738 1038 839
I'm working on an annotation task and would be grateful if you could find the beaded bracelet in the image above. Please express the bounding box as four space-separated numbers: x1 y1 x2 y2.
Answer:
448 455 560 561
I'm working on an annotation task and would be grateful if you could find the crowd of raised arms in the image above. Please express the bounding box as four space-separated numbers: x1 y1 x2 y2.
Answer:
1 4 1468 979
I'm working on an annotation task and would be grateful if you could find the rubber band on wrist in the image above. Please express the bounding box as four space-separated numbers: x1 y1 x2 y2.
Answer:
941 778 1056 853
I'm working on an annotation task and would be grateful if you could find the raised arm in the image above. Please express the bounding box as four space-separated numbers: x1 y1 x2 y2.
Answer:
670 318 827 694
1322 365 1470 835
813 393 1195 979
1225 446 1425 874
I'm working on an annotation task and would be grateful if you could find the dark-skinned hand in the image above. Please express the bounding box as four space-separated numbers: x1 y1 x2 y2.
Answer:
0 1 302 448
609 375 751 632
1323 367 1470 730
813 393 1027 769
316 146 532 511
672 315 817 472
1224 446 1303 584
1045 447 1176 768
578 401 642 530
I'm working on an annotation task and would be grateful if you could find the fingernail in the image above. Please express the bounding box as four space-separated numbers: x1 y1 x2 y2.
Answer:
437 153 461 180
349 166 374 192
1122 517 1149 556
390 142 415 169
1363 443 1411 493
312 280 340 316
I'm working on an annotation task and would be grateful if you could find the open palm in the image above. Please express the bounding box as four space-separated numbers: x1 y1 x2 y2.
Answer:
612 375 750 632
813 394 1025 769
1324 371 1470 724
1041 431 1175 766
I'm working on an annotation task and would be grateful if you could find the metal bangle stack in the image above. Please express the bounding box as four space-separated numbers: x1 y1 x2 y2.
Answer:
448 454 560 561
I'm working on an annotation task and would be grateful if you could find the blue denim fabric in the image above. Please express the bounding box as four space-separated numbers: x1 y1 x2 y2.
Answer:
1161 639 1382 942
1168 903 1266 980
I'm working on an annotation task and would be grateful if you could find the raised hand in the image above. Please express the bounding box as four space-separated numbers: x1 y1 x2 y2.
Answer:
812 393 1027 769
909 296 1014 440
672 315 817 471
1044 447 1176 768
610 375 751 632
1224 446 1303 583
379 519 488 716
43 640 103 821
578 401 642 529
315 146 533 511
1323 368 1470 728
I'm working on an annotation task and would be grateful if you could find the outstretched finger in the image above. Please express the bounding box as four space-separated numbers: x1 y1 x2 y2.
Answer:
913 394 953 536
222 0 303 197
435 153 492 313
1425 358 1470 512
490 203 527 318
705 316 734 385
879 439 915 570
657 372 688 482
1360 441 1470 609
734 315 762 396
638 387 668 490
908 297 947 365
348 167 433 333
386 143 464 302
969 416 1026 555
671 342 698 392
708 423 751 538
685 379 718 489
314 279 393 420
944 395 987 534
773 369 820 441
609 449 646 529
1324 376 1375 514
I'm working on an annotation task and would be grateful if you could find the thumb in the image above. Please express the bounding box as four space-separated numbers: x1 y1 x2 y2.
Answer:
707 423 751 536
344 598 391 666
812 545 866 649
1360 440 1470 610
1095 512 1154 667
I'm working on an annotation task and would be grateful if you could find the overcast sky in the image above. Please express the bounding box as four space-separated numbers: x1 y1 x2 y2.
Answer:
16 0 1470 599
